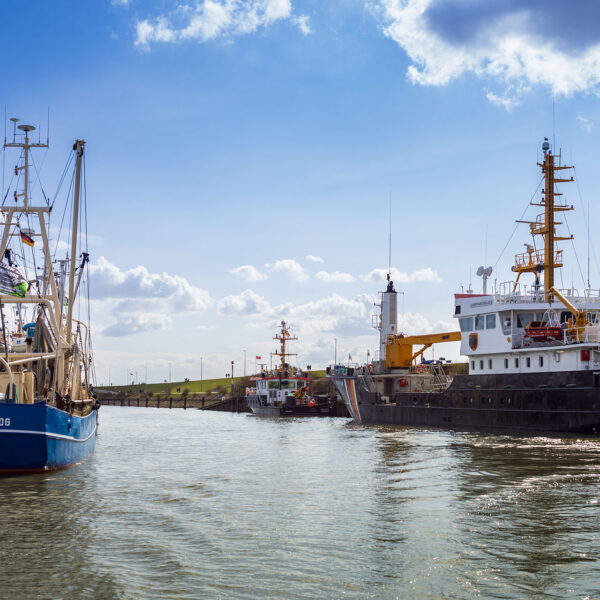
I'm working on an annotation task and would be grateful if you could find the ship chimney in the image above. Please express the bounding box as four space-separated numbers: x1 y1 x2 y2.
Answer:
379 273 397 362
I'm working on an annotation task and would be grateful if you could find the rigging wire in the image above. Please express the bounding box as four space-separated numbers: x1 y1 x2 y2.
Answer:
52 167 75 260
562 210 586 292
573 166 600 288
50 150 74 209
29 151 50 206
492 176 544 271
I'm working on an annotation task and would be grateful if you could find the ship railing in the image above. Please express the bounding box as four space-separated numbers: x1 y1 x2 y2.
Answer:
513 324 600 349
493 286 597 306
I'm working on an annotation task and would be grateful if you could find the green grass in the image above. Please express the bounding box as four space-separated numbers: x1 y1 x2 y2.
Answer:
96 369 327 396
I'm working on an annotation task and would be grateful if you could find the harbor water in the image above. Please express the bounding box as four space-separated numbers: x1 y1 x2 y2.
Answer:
1 407 599 599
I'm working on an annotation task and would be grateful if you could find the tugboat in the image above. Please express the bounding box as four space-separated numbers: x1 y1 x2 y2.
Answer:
0 118 99 472
246 321 332 416
330 138 600 433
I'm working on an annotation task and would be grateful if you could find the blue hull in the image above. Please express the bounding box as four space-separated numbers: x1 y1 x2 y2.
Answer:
0 402 97 473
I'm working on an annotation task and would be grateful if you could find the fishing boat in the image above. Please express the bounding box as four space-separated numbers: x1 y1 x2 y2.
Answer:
0 118 99 473
330 138 600 433
246 321 332 416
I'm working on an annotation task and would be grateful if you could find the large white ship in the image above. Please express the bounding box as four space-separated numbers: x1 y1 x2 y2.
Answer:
330 138 600 433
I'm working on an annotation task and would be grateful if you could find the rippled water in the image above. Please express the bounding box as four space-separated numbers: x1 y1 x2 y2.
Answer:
1 407 599 599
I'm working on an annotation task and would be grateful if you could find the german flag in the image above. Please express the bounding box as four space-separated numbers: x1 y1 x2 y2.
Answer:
20 232 34 247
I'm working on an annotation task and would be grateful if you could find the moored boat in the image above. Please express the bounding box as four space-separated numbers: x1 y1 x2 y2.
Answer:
0 118 99 473
246 321 333 416
330 138 600 433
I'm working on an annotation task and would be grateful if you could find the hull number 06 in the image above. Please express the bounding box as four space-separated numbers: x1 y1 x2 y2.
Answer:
0 418 11 427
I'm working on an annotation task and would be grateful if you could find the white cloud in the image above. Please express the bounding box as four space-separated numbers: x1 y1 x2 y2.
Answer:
305 254 324 263
268 259 309 281
135 0 309 48
90 256 212 312
578 115 594 134
230 264 267 281
372 0 600 105
316 270 355 283
293 14 311 35
360 267 442 284
218 289 271 316
90 257 212 337
103 312 172 337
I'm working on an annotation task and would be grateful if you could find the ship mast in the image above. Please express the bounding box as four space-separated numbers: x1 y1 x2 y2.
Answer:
273 320 297 376
65 140 85 345
512 138 574 301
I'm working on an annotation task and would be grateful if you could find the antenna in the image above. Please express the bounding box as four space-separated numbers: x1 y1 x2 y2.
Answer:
552 93 556 154
388 191 392 275
476 265 493 294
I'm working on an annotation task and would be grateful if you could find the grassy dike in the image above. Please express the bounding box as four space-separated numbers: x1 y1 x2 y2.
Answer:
96 370 328 398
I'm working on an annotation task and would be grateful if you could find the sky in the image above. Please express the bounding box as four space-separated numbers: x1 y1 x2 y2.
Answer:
2 0 600 385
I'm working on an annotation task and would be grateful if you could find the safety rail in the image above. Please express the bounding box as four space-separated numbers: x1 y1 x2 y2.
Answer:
512 324 600 349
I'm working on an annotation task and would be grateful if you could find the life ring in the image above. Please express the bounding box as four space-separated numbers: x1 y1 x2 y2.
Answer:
367 364 374 373
416 364 426 374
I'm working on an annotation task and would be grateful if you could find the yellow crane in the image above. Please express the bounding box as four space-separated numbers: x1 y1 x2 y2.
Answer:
549 286 590 341
385 331 461 369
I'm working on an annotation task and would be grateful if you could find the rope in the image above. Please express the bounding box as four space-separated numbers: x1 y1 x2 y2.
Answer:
492 176 544 271
573 166 600 287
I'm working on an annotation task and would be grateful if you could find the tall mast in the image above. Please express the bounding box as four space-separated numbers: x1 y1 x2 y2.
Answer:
512 138 573 300
65 140 85 345
273 321 297 375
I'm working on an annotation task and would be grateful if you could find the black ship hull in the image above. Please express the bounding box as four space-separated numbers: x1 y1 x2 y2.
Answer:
332 371 600 434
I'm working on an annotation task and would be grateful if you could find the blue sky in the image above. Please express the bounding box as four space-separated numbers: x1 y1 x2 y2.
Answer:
2 0 600 384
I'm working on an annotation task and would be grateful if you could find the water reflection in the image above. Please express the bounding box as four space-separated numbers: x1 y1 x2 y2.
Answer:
1 411 600 599
0 463 124 599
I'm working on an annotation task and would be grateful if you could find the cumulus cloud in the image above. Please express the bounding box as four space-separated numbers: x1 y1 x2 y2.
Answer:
90 256 212 312
90 257 212 337
268 259 309 281
360 267 442 284
218 289 271 315
135 0 310 48
372 0 600 105
316 270 355 283
103 313 172 337
305 254 324 263
230 264 267 281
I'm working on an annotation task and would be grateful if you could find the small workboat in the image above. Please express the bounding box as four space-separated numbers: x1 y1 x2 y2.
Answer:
246 321 332 416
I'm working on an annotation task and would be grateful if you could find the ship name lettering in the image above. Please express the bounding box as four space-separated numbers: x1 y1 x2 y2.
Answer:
0 418 10 427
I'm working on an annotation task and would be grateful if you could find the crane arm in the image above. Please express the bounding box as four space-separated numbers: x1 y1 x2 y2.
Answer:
393 331 461 345
549 286 581 318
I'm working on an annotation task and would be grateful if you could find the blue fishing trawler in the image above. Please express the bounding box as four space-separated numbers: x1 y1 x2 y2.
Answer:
0 119 98 473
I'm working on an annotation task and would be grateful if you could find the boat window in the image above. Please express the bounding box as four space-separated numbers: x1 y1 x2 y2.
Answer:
539 356 544 367
526 357 531 368
514 358 519 368
587 312 598 324
460 317 473 332
471 361 475 370
479 360 484 370
486 314 496 329
517 313 534 328
475 315 485 330
268 381 279 389
504 358 508 368
488 359 492 369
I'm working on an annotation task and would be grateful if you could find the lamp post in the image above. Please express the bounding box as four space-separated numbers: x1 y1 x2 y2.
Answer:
200 356 203 392
231 360 234 395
